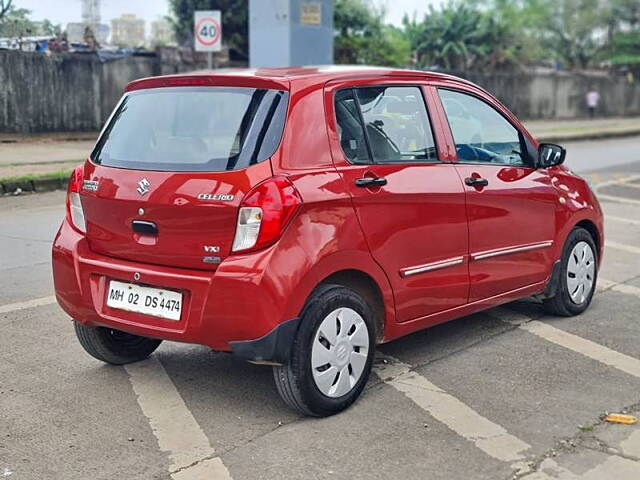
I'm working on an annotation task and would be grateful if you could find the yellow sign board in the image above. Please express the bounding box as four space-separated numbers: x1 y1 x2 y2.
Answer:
301 3 322 25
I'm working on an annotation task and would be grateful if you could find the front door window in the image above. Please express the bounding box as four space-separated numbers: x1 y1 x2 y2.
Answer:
439 89 526 167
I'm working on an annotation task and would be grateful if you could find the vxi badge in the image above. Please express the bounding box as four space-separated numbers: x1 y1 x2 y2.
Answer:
82 180 99 192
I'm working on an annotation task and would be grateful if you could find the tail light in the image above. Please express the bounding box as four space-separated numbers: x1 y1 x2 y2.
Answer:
232 176 302 253
66 165 86 233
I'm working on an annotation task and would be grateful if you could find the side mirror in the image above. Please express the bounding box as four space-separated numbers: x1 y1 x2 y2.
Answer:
538 143 566 168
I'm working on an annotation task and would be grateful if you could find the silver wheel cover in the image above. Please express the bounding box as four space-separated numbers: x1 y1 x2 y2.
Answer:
311 307 370 398
566 241 596 304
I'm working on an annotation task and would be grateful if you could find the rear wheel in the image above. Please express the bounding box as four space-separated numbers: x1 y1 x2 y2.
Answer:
74 322 162 365
273 284 375 417
543 227 598 316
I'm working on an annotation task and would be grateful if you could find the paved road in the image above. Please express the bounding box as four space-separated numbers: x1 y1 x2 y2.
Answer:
1 138 640 480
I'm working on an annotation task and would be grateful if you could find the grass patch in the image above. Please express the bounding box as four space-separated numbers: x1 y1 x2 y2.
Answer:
2 159 82 167
578 425 594 432
0 169 73 184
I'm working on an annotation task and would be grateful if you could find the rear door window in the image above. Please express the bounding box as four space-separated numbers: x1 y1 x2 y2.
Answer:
334 86 438 163
334 89 369 163
91 86 288 172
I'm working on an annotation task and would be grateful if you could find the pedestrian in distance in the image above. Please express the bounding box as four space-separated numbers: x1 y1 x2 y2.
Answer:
586 88 600 119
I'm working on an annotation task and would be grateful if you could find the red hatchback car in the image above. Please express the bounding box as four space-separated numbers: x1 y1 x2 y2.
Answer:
53 66 603 416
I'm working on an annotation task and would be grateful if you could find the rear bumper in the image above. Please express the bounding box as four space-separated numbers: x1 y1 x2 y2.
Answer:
52 219 298 358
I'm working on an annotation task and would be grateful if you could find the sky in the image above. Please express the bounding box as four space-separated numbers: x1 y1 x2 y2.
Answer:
14 0 445 29
13 0 172 28
373 0 445 24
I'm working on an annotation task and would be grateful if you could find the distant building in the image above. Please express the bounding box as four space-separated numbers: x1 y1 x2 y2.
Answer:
82 0 101 26
67 22 109 44
66 0 109 45
150 18 175 47
111 14 145 47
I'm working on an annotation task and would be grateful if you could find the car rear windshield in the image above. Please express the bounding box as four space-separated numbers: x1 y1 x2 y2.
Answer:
91 86 288 172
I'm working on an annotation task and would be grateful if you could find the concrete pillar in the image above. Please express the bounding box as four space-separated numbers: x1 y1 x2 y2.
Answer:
249 0 333 68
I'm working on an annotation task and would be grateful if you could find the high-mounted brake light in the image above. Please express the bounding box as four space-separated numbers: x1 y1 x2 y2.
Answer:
232 176 302 253
67 165 86 233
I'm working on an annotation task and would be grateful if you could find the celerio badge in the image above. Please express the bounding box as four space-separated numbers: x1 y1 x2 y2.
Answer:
197 193 234 201
137 178 150 196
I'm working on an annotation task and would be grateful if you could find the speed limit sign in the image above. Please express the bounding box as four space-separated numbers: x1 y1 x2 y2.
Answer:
194 10 221 52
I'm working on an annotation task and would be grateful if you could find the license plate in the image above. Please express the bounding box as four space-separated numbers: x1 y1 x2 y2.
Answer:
106 280 182 321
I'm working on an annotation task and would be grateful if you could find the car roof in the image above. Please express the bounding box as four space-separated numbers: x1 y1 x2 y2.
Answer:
124 65 475 93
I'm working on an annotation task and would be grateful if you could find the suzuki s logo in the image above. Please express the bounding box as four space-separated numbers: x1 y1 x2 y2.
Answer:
137 178 150 196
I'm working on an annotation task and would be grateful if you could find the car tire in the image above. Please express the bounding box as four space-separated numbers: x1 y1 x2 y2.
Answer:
272 284 376 417
74 322 162 365
543 227 598 317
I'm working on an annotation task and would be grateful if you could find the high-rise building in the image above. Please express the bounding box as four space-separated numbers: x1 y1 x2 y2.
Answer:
67 0 109 45
150 18 175 47
81 0 101 26
111 14 145 47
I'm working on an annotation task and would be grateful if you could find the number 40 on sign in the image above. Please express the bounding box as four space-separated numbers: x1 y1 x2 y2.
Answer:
194 10 222 52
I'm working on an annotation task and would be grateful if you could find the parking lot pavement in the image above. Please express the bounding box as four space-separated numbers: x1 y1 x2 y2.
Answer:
2 169 640 479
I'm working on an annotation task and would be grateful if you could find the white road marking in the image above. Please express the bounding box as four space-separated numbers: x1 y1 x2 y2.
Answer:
598 278 640 298
598 194 640 206
527 456 640 479
595 174 640 205
488 304 640 477
606 215 640 227
595 174 640 190
524 458 576 479
578 456 640 479
606 241 640 255
520 321 640 378
172 458 232 480
0 295 56 315
125 357 232 480
597 278 616 292
620 181 640 190
620 430 640 459
374 357 531 463
488 307 640 378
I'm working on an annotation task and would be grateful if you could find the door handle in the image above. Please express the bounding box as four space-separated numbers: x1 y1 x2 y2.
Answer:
465 177 489 187
355 176 387 188
132 220 158 235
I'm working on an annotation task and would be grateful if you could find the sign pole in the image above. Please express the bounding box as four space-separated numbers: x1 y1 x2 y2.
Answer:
207 52 212 70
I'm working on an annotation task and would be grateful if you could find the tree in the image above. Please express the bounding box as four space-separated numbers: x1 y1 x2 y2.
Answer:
0 6 36 38
168 0 248 60
0 0 12 21
334 0 409 67
412 4 480 70
601 0 640 74
41 18 62 37
409 1 530 72
530 0 607 69
606 31 640 73
608 0 640 30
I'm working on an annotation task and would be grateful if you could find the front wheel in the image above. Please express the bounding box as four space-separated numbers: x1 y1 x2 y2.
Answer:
74 322 162 365
273 284 376 417
543 227 598 316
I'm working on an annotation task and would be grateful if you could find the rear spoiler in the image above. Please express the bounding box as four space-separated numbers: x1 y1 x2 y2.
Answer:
125 74 290 93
